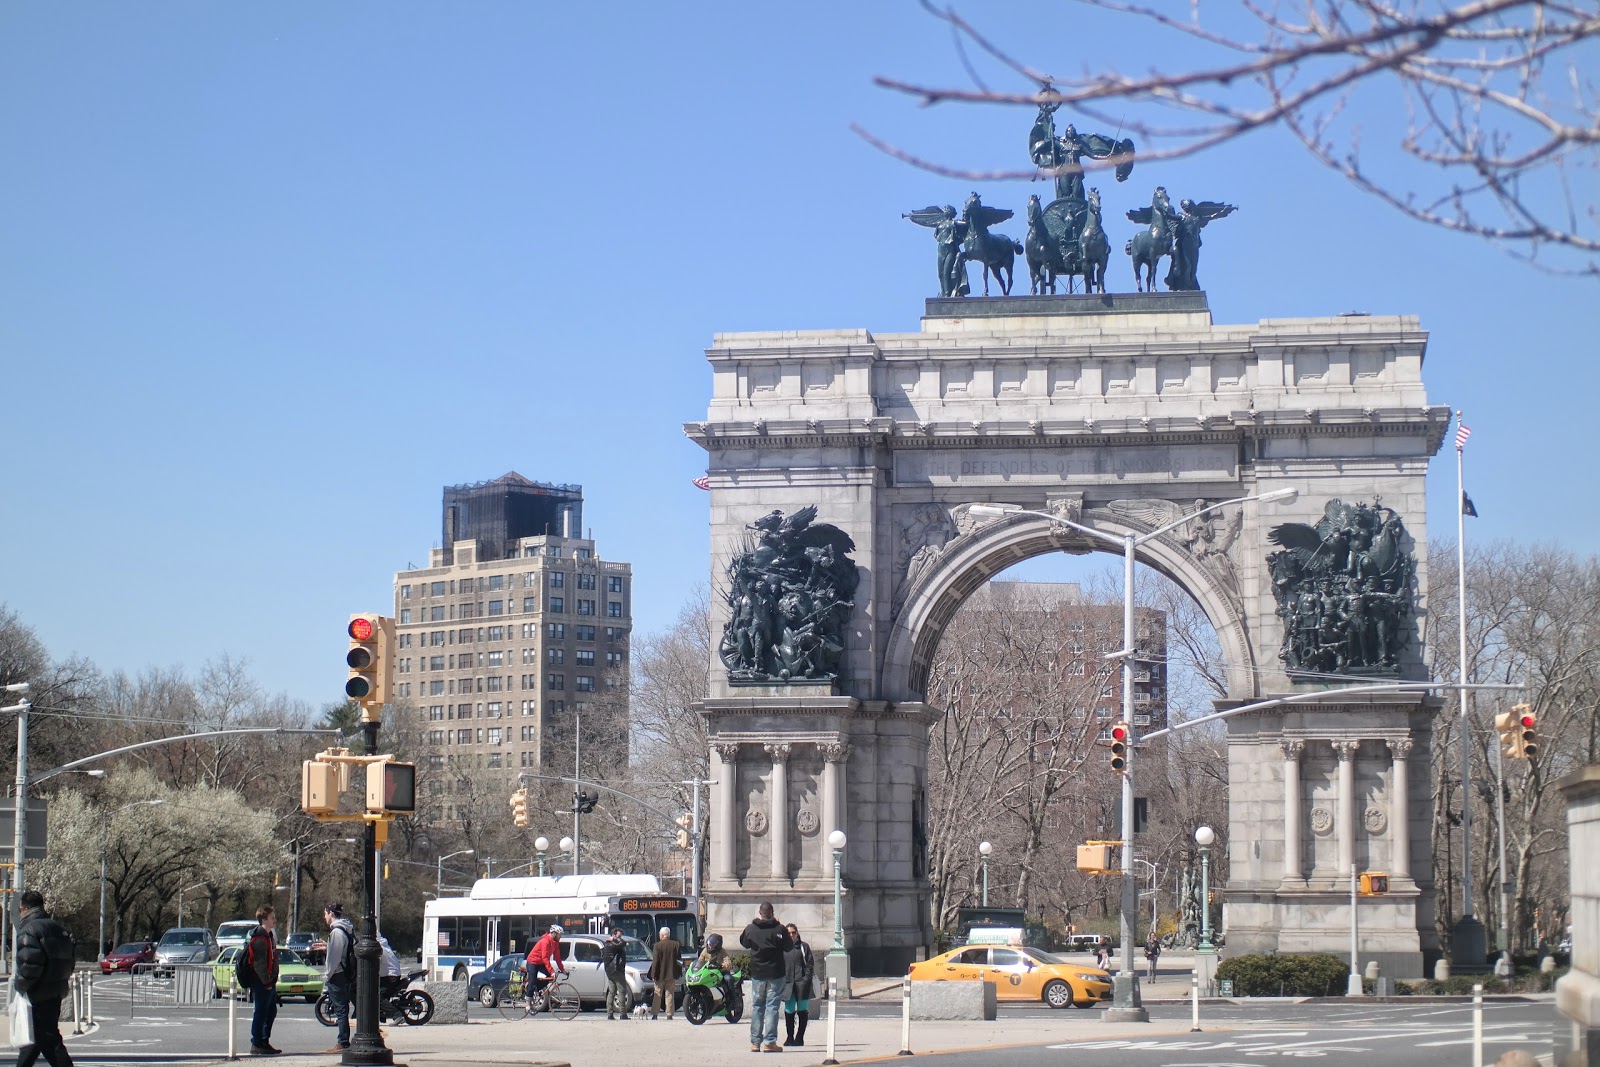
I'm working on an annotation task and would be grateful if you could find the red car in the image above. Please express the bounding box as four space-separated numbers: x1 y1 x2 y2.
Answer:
101 941 157 974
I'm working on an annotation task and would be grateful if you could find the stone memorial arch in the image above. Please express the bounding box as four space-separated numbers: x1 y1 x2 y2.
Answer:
687 293 1450 976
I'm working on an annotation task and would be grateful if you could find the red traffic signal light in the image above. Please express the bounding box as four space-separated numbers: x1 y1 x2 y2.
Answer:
1109 721 1130 774
345 614 395 717
348 617 375 643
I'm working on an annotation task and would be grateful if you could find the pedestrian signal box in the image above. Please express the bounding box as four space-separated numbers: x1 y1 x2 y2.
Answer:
1359 871 1389 896
301 761 338 816
365 760 417 814
1077 843 1113 873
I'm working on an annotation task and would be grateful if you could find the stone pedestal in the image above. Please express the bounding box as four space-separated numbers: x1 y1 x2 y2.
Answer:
1194 949 1220 996
1557 766 1600 1067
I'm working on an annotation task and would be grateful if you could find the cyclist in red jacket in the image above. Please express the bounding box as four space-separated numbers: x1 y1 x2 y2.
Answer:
524 926 567 1001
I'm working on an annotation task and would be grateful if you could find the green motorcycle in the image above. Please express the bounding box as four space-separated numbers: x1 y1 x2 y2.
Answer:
682 960 744 1025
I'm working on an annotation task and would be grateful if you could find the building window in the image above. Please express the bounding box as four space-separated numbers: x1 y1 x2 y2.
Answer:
487 625 504 641
431 581 446 597
575 650 595 666
576 599 595 616
550 571 565 589
605 627 625 643
486 676 503 692
607 602 623 618
489 574 504 591
428 730 444 745
1100 685 1114 697
549 699 565 714
547 623 566 639
520 725 535 741
488 600 504 616
522 623 537 638
575 625 595 642
399 633 413 649
521 700 536 716
429 680 445 696
608 576 623 593
550 597 564 613
523 597 537 612
455 629 472 643
429 631 446 647
1068 662 1085 676
575 675 596 692
546 546 561 558
547 674 565 691
606 652 624 668
428 606 444 622
429 656 445 671
1097 706 1114 720
574 548 591 559
456 729 472 744
520 750 535 767
548 648 565 665
400 608 413 624
576 573 596 590
401 584 412 599
487 728 502 744
487 752 503 769
428 705 445 721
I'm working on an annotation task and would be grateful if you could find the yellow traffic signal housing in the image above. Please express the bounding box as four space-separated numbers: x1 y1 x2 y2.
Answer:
1109 721 1130 774
1359 871 1389 896
301 761 338 816
365 760 416 813
346 614 396 720
1495 709 1520 758
1076 843 1112 873
509 787 530 828
1497 704 1538 759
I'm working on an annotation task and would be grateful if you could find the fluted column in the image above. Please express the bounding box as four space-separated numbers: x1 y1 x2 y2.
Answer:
1280 739 1306 885
820 742 849 878
1332 740 1361 878
766 744 791 880
1387 738 1413 879
714 742 740 881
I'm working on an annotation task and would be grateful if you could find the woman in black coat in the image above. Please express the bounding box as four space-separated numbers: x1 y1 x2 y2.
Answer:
782 923 815 1047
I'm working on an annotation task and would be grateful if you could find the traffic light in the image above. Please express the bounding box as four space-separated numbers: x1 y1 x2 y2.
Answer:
1496 704 1537 759
509 787 530 828
301 761 338 817
574 789 598 814
675 811 692 850
1109 721 1130 774
1359 871 1390 896
346 614 396 720
365 759 416 813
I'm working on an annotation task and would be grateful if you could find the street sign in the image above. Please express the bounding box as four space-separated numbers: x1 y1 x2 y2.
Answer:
0 799 49 861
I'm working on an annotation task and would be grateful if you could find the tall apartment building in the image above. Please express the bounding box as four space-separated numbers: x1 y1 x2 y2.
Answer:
392 474 632 822
957 581 1169 735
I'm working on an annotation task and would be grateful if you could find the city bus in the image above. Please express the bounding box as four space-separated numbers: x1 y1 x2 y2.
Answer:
422 874 700 981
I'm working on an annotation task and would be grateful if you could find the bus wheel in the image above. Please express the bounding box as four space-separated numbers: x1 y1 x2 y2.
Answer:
452 964 469 982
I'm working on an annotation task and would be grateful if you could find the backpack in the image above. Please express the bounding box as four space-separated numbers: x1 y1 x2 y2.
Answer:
234 937 256 989
333 924 356 983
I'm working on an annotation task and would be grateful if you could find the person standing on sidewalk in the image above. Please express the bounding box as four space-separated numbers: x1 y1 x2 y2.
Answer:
649 927 681 1020
243 904 281 1056
14 890 76 1067
1144 936 1161 983
321 902 356 1053
601 928 630 1019
781 924 814 1047
739 903 792 1053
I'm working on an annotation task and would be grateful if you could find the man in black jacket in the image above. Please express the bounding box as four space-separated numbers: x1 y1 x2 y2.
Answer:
739 903 791 1053
15 889 76 1067
600 928 629 1019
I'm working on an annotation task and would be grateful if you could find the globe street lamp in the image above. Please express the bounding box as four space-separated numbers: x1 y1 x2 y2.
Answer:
971 486 1296 1019
435 848 475 899
826 829 849 999
534 837 550 877
559 836 575 872
978 841 993 907
100 798 164 960
1194 826 1215 952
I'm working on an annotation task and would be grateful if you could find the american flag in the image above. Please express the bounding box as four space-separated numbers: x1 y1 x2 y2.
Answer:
692 476 711 491
1455 422 1471 450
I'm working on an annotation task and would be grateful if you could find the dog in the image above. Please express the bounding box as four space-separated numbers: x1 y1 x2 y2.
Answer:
630 1002 650 1019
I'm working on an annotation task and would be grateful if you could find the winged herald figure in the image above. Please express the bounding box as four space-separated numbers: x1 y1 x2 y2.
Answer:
1167 198 1238 291
904 204 970 298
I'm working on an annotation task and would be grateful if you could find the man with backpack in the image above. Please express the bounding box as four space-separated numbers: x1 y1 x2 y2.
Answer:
14 889 77 1067
239 904 281 1056
600 928 629 1020
321 902 356 1053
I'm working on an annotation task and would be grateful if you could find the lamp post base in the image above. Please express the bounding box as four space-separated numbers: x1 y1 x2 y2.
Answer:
1449 916 1491 974
1102 974 1147 1023
823 948 851 1001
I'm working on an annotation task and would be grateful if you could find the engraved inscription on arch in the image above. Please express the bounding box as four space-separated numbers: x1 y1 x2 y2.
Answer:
894 445 1236 486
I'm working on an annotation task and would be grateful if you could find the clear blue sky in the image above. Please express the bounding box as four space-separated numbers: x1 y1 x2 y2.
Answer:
3 4 1593 708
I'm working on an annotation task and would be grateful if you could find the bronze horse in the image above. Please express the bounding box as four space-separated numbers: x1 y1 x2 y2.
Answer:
1125 186 1175 293
962 192 1024 296
1073 188 1110 295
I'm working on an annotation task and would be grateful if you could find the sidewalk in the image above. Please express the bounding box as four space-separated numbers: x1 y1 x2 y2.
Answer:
182 1008 1237 1067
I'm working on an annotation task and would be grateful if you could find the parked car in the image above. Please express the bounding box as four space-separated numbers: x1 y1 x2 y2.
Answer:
908 944 1111 1009
467 935 658 1011
212 946 324 1003
215 920 259 954
284 931 327 966
154 928 219 976
101 942 157 974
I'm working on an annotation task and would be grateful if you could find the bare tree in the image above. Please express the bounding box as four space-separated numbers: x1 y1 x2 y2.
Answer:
869 1 1599 272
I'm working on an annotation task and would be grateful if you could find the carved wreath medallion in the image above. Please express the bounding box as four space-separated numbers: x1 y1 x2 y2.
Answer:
745 809 768 836
1310 807 1334 835
796 809 820 836
1364 806 1388 835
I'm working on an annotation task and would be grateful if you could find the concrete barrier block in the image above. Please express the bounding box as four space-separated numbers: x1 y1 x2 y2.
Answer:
424 980 469 1024
909 980 997 1021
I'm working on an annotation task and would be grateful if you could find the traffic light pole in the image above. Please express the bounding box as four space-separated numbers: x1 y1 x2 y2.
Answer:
344 716 393 1067
572 705 582 877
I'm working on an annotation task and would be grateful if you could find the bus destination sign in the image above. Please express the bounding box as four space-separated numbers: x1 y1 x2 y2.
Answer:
616 896 689 912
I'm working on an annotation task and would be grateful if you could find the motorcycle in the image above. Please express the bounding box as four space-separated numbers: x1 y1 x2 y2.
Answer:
682 961 744 1025
316 969 435 1027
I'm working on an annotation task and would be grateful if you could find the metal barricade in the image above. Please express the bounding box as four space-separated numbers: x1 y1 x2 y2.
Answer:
130 962 220 1013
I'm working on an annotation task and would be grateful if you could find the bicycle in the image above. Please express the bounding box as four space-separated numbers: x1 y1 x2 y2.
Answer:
497 966 579 1021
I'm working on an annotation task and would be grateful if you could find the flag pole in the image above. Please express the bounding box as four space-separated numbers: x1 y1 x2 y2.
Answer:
1455 411 1473 922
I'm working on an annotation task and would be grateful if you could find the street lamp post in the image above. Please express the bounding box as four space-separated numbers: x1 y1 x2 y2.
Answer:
534 837 549 877
826 830 849 1000
100 798 164 960
1194 826 1215 951
290 837 358 934
971 486 1296 1021
435 849 475 899
177 881 209 928
978 841 992 907
558 836 574 868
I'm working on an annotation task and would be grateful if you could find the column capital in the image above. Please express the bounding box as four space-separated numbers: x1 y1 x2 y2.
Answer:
1386 737 1414 759
1279 739 1306 760
1331 739 1361 761
713 742 741 764
821 742 851 764
764 742 793 762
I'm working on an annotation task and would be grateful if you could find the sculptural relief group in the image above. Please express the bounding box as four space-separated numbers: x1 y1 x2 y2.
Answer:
906 85 1236 296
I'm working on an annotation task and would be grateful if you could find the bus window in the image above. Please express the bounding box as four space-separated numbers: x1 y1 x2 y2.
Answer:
506 917 534 955
457 917 484 955
612 916 654 945
661 915 699 952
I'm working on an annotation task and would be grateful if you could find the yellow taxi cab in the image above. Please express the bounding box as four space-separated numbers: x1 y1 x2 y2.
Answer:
908 939 1112 1009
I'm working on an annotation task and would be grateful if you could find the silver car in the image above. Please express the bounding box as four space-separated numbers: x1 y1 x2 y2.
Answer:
154 927 219 975
558 934 656 1010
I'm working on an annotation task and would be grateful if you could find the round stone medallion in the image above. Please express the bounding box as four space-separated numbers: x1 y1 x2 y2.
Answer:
1364 806 1388 835
745 809 768 836
1310 807 1334 834
796 808 820 835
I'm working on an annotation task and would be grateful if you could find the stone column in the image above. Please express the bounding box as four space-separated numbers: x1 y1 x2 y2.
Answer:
820 742 849 878
714 742 740 881
1332 740 1360 878
1387 738 1413 879
1280 739 1306 884
766 743 791 880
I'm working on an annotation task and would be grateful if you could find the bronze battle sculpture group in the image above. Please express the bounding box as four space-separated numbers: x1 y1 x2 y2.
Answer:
906 85 1236 296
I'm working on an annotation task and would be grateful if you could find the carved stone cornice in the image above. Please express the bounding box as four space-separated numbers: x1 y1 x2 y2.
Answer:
1279 739 1306 761
1331 739 1361 761
764 743 793 762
